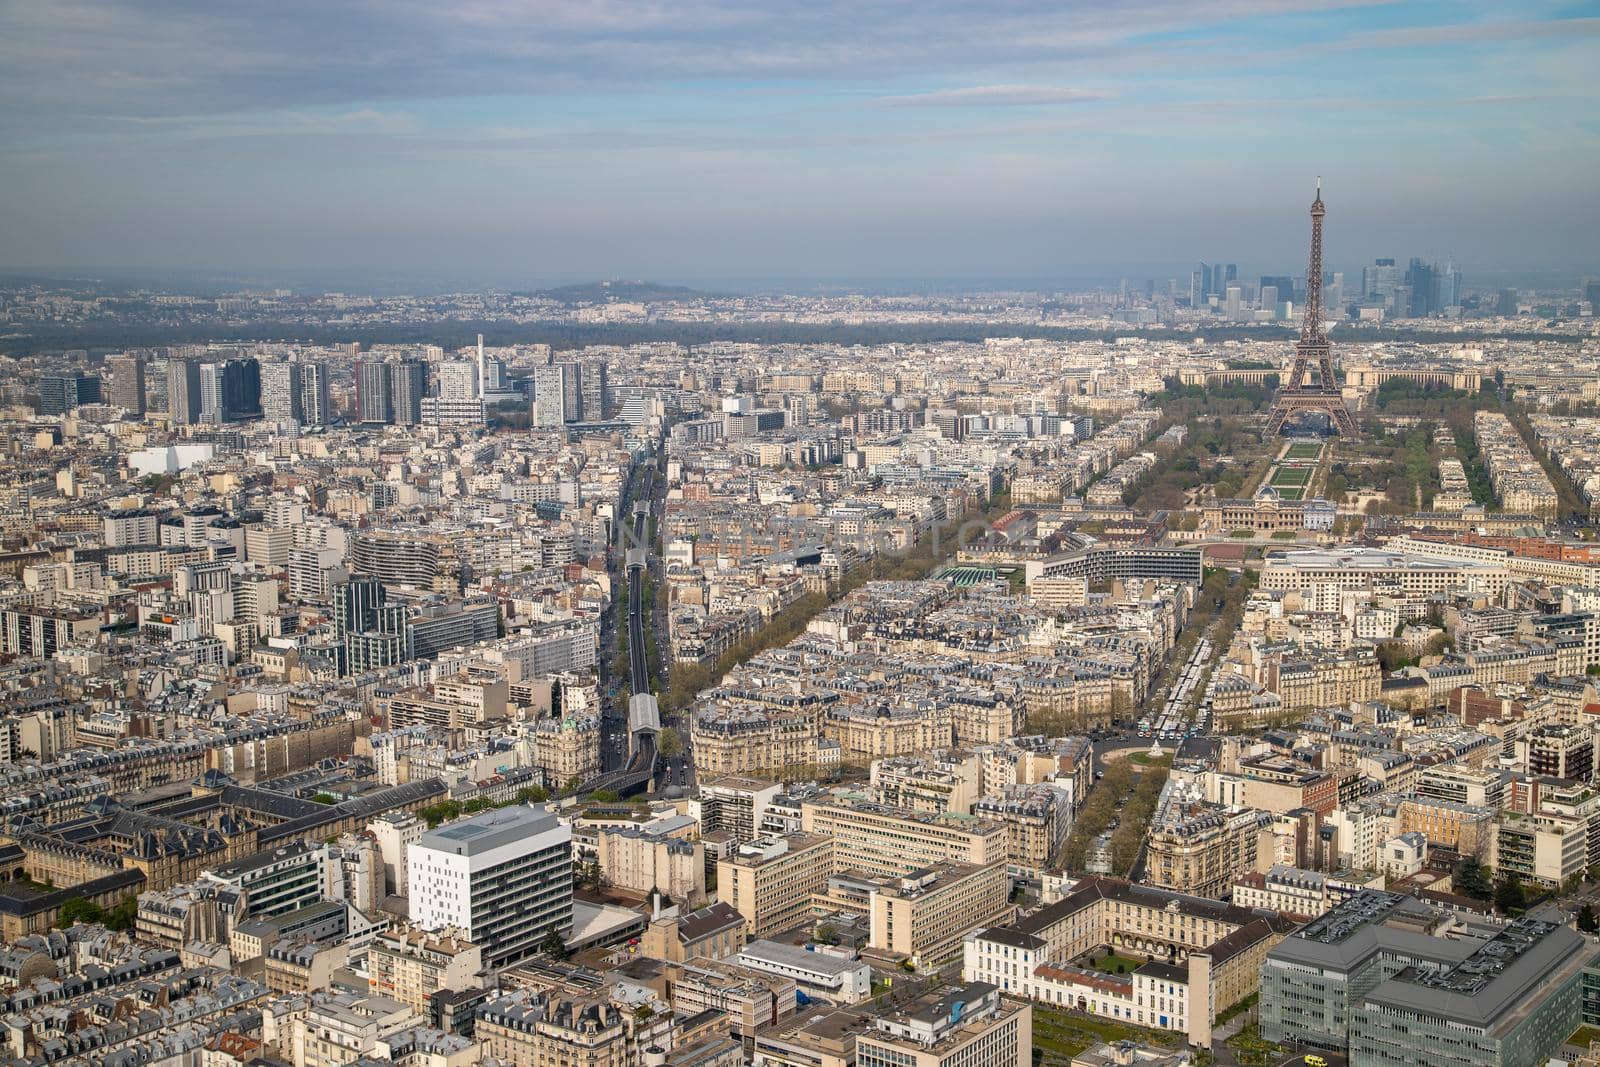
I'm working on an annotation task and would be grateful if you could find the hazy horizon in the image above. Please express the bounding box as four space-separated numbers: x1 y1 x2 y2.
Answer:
4 2 1599 282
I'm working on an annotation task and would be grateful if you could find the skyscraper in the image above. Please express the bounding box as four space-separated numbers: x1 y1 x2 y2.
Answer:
438 361 479 402
261 362 303 423
167 359 203 425
1438 260 1462 311
301 362 331 427
580 360 609 421
224 358 261 419
391 360 426 425
559 363 581 421
200 359 261 423
146 358 168 414
1362 258 1401 309
37 374 100 416
1259 276 1294 304
333 576 387 638
532 365 568 427
1406 258 1436 317
105 355 145 416
356 362 393 424
198 362 225 425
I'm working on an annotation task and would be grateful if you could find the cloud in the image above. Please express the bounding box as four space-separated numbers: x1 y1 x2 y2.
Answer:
877 85 1111 108
0 0 1395 128
115 108 420 140
1339 16 1600 49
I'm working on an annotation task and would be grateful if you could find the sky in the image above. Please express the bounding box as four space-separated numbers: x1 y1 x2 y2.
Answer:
2 0 1598 289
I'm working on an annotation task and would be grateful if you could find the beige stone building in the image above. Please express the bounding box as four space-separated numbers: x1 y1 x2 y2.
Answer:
869 861 1012 966
639 900 745 963
718 832 833 939
385 675 508 742
294 993 419 1067
964 876 1297 1051
1144 808 1275 899
1396 795 1494 857
533 713 601 787
367 925 483 1014
974 785 1072 872
475 988 672 1067
691 694 829 777
1268 654 1380 712
662 959 798 1042
597 824 705 905
800 798 1007 878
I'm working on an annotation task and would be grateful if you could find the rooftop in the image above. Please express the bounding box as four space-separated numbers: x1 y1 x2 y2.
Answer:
417 803 563 856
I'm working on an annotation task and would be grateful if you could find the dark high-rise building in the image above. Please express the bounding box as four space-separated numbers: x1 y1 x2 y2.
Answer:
391 360 426 426
167 360 203 425
1406 258 1437 317
1224 263 1238 286
356 362 393 424
198 358 260 424
37 374 100 416
224 358 260 419
105 355 146 416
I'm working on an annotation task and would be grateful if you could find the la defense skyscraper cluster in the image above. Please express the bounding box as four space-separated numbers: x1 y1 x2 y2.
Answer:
1266 180 1359 437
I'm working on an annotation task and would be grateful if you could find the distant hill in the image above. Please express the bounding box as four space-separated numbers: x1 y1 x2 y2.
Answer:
529 280 720 304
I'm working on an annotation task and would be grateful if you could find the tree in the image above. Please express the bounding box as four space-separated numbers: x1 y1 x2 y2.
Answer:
57 897 107 928
657 726 684 759
106 896 137 932
1456 857 1492 900
310 793 338 805
1579 905 1598 933
541 930 570 959
1495 878 1527 915
590 789 622 803
419 800 463 828
515 785 550 804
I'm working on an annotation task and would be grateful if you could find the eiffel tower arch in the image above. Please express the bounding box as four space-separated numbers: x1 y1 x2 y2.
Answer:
1266 181 1358 437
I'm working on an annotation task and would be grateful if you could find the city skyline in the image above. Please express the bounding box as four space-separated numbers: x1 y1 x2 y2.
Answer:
3 1 1598 283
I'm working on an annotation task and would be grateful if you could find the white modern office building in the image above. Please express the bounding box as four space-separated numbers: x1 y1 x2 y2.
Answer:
408 804 573 969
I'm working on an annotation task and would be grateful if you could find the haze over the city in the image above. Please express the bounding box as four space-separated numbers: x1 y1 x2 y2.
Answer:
3 1 1598 286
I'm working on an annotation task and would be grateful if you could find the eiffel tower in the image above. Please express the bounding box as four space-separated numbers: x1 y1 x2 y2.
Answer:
1265 180 1358 436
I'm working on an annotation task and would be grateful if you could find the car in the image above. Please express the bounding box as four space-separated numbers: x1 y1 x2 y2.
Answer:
1303 1057 1327 1067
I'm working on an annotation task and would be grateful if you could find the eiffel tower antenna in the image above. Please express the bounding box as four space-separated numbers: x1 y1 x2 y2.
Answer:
1266 180 1358 436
